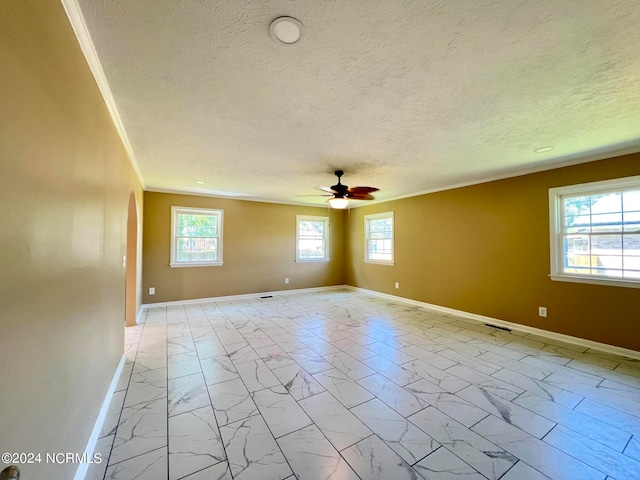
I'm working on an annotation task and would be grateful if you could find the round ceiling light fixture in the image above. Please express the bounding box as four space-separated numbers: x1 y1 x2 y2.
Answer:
270 16 305 46
534 146 554 153
328 197 349 209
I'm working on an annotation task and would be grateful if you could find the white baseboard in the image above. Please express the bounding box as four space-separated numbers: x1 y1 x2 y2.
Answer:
74 355 126 480
135 306 146 325
346 286 640 360
142 284 346 308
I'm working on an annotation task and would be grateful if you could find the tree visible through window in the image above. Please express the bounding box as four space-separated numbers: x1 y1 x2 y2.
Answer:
171 207 223 266
296 215 329 262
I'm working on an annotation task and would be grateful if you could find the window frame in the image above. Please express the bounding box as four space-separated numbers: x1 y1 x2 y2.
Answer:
296 215 330 263
548 175 640 289
364 211 395 265
170 206 224 267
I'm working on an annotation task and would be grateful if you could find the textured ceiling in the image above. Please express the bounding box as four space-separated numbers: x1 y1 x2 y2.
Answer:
74 0 640 206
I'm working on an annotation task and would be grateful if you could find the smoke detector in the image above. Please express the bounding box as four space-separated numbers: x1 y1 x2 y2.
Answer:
270 17 305 46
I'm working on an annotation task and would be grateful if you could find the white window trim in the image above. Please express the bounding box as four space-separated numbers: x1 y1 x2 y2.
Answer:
548 175 640 289
364 211 395 265
170 206 224 267
296 215 330 263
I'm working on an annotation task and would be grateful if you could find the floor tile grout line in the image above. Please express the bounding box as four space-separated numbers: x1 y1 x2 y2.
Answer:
536 422 616 479
166 306 170 480
415 444 488 479
622 434 634 454
174 458 228 480
103 445 168 472
495 459 519 480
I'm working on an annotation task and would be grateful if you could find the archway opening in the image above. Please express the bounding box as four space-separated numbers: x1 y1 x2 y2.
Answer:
125 191 138 327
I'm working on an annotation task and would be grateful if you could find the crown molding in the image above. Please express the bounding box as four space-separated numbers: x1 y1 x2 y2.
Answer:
349 142 640 208
61 0 145 188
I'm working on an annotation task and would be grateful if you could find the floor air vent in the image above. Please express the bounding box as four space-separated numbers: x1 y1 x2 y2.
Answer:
484 323 512 332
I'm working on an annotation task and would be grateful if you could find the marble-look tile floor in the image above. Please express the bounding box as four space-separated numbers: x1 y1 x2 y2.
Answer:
88 289 640 480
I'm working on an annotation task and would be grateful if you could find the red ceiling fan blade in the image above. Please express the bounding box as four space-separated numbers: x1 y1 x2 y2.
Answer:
347 186 379 195
348 193 375 201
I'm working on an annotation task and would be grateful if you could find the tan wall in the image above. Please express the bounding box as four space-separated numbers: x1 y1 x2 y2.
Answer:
143 192 345 303
0 2 143 479
346 153 640 352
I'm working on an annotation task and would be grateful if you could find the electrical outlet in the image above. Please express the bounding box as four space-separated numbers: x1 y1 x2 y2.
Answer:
285 278 289 284
149 287 155 295
122 255 127 268
395 282 399 289
539 306 547 317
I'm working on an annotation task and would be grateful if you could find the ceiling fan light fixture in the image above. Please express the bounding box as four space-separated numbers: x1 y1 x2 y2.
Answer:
270 17 304 46
328 197 349 209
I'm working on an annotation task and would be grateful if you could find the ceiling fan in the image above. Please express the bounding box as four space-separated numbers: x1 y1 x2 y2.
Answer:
310 170 379 209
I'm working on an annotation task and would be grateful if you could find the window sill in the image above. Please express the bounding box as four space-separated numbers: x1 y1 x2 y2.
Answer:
364 260 394 266
549 274 640 289
296 258 329 263
170 262 224 268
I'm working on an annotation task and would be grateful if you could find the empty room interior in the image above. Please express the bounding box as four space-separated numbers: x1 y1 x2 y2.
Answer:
3 1 640 480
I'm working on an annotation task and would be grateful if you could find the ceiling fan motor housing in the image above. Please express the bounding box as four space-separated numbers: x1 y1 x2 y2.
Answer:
332 170 348 196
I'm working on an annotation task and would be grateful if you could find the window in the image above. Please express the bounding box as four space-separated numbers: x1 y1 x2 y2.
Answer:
171 207 223 267
549 176 640 288
296 215 329 262
365 211 394 264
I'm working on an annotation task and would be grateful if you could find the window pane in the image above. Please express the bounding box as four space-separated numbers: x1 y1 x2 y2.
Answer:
595 255 623 270
300 221 324 236
563 196 591 217
370 219 393 238
622 190 640 212
623 211 640 232
590 192 621 214
564 235 589 254
563 254 591 274
591 268 623 278
564 215 591 233
299 239 324 258
365 213 393 262
623 266 640 279
591 234 621 252
177 237 217 262
590 213 622 232
624 255 640 272
623 234 640 251
178 214 217 237
369 239 392 260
